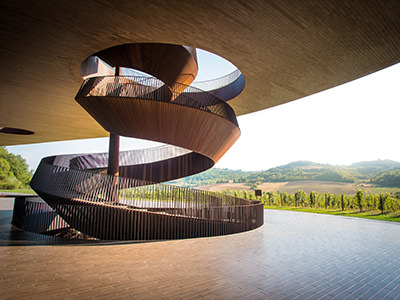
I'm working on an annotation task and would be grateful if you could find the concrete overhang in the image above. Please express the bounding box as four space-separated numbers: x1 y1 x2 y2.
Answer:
1 1 399 146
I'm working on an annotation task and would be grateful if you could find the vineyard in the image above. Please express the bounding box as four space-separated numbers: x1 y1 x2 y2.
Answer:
222 189 400 214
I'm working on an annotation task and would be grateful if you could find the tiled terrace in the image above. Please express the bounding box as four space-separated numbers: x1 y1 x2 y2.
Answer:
1 198 400 299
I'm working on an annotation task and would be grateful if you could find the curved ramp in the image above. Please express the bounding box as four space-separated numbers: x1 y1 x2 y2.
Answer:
30 43 263 240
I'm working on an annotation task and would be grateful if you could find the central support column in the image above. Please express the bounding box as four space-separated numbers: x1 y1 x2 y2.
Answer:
107 132 120 177
107 66 121 203
108 66 121 178
108 132 120 204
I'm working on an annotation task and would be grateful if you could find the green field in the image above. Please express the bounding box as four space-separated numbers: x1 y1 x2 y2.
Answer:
265 206 400 223
0 188 35 194
366 187 400 194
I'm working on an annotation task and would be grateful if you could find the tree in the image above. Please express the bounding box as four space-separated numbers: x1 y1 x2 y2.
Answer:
0 158 11 178
340 194 346 211
295 190 306 207
0 158 18 189
0 147 32 189
268 192 278 206
379 193 388 214
355 189 364 212
309 191 316 208
280 192 290 206
373 170 400 187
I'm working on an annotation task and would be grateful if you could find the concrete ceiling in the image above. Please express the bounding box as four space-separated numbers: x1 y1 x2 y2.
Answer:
1 0 400 146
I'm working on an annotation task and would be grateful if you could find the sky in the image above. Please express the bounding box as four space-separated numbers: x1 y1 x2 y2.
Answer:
217 62 400 170
5 50 400 171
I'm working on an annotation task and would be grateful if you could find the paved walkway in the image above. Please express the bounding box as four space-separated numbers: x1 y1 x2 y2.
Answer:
1 198 400 299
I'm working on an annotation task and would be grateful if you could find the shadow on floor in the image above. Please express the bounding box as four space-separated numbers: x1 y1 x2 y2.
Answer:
0 209 153 247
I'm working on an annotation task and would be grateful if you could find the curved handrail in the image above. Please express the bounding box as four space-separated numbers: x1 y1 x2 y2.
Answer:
32 159 256 209
30 154 263 240
190 69 241 91
76 75 239 126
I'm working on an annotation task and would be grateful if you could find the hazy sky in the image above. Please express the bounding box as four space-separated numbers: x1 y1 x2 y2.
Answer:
217 62 400 170
5 50 400 171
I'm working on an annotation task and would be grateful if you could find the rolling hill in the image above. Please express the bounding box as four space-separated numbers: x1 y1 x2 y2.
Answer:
169 160 400 190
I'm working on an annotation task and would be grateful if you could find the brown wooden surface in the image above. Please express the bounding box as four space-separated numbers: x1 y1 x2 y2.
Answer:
77 96 240 163
3 209 400 299
1 1 400 145
95 43 198 91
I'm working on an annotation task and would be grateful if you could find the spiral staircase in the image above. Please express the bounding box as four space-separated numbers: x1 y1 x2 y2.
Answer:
28 43 263 240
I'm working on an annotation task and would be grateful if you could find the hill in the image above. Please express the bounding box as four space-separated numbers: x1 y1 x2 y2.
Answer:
169 160 400 189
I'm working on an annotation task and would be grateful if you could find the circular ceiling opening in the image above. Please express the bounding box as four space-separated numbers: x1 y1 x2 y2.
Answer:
0 127 34 135
79 43 244 101
192 48 238 81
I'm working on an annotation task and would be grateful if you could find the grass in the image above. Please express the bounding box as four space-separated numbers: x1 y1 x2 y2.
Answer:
0 188 36 194
367 187 400 194
264 206 400 223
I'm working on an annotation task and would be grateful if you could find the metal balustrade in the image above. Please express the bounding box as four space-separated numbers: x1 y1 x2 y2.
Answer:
30 160 263 240
191 69 241 90
76 75 239 126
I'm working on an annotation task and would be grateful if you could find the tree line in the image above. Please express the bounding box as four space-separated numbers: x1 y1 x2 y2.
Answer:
0 147 32 189
223 189 400 215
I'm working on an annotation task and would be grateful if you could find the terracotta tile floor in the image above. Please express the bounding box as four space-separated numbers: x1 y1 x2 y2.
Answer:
1 198 400 299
